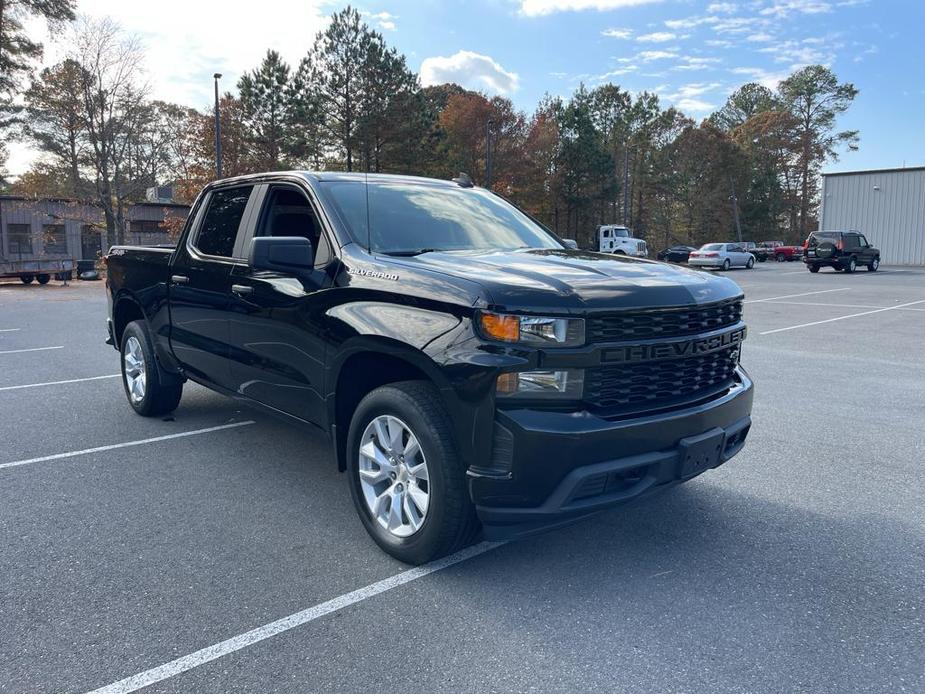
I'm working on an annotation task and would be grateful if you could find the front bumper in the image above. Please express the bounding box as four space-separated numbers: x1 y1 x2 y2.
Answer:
470 367 754 539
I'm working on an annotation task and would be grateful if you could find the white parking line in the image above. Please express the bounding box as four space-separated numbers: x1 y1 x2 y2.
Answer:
0 345 65 354
744 288 850 304
0 421 256 471
760 299 925 335
0 374 120 392
86 540 505 694
0 328 21 332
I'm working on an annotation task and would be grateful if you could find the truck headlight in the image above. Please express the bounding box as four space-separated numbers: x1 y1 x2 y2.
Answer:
478 312 584 347
496 369 584 399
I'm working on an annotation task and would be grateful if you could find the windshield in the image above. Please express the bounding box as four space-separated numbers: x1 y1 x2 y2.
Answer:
701 243 724 251
320 180 562 254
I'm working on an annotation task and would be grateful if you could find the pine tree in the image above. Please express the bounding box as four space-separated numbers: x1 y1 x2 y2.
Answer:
238 50 294 170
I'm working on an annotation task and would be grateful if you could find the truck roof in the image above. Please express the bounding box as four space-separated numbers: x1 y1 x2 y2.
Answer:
209 171 463 189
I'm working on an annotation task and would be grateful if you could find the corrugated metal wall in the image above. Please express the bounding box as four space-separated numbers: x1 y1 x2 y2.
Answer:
821 168 925 265
1 199 189 260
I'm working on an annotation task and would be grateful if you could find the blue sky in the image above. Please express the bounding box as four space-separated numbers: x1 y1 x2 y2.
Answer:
11 0 923 175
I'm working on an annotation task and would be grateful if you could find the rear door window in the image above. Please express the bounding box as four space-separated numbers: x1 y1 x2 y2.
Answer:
844 234 860 249
194 186 254 258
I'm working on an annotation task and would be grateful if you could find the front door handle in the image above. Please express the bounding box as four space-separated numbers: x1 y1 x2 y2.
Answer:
171 275 189 284
231 284 253 295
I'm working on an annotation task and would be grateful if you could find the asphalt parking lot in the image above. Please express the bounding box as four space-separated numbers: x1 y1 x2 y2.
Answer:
1 262 923 694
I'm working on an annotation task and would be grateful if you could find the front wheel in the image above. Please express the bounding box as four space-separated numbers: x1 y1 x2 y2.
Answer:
776 254 785 262
808 264 820 273
120 320 183 417
868 257 879 272
746 257 755 269
347 381 480 564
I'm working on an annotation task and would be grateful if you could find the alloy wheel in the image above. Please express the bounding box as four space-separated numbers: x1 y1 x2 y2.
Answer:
358 415 430 538
123 336 147 404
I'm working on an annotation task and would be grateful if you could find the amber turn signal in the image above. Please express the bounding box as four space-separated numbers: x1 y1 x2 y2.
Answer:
479 312 520 342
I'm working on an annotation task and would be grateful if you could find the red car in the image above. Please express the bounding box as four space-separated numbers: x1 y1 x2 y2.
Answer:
761 241 803 262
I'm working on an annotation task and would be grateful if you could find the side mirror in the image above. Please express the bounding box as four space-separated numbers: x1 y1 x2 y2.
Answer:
562 238 578 250
248 236 314 272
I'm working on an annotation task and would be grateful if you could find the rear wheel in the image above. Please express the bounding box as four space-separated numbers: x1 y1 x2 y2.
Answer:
20 274 34 284
844 256 857 273
721 259 731 271
36 274 51 285
808 264 820 273
347 381 480 564
120 320 183 417
868 257 879 272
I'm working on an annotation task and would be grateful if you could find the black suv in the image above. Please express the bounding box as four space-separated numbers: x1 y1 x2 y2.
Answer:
804 231 880 273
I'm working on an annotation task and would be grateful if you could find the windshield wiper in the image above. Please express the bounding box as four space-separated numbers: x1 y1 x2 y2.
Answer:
380 248 442 257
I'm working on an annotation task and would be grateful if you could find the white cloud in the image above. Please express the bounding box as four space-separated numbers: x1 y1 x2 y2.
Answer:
729 66 790 89
760 0 833 18
676 97 715 112
638 50 679 61
706 2 738 12
637 31 678 43
758 40 832 67
518 0 662 17
746 32 775 42
602 27 633 39
669 82 723 99
420 50 519 94
7 0 331 175
673 55 722 70
664 16 717 31
365 11 397 31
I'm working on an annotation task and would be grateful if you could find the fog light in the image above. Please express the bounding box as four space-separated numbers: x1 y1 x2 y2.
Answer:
495 369 583 399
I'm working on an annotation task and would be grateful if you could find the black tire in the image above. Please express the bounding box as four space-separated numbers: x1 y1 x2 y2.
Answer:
36 274 51 285
758 255 767 262
775 254 785 262
347 381 480 564
844 256 856 273
613 250 626 255
722 259 731 271
808 264 820 273
867 257 879 272
20 274 34 284
746 257 755 269
120 320 183 417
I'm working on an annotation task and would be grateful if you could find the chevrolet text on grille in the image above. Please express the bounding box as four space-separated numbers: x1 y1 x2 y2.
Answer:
602 327 747 364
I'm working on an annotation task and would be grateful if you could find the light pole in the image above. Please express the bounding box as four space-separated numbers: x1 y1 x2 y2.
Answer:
213 73 223 179
485 118 494 189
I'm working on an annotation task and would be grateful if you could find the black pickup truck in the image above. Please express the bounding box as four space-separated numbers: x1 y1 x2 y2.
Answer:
105 172 753 563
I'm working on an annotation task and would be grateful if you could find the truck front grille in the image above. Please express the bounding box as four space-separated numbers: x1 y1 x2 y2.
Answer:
584 345 739 415
587 299 743 342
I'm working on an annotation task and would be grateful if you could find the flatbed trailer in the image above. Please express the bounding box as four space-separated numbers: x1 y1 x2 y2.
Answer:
0 258 75 284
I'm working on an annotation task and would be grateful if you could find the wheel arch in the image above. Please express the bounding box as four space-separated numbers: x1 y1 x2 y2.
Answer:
328 340 456 473
112 292 147 346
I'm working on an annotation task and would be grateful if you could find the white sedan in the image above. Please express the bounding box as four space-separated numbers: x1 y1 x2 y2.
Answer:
688 243 755 270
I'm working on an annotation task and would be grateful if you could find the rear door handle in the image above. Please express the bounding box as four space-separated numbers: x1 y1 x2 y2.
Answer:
171 275 189 284
231 284 253 295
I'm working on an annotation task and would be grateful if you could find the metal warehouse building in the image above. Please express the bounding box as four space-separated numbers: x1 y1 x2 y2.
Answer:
820 166 925 265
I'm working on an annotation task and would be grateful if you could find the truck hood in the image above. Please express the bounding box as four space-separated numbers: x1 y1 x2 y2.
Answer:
387 249 743 311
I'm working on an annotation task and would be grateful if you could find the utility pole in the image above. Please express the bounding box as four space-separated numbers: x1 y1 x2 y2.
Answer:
730 175 743 243
622 145 630 226
213 73 223 179
485 118 494 189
